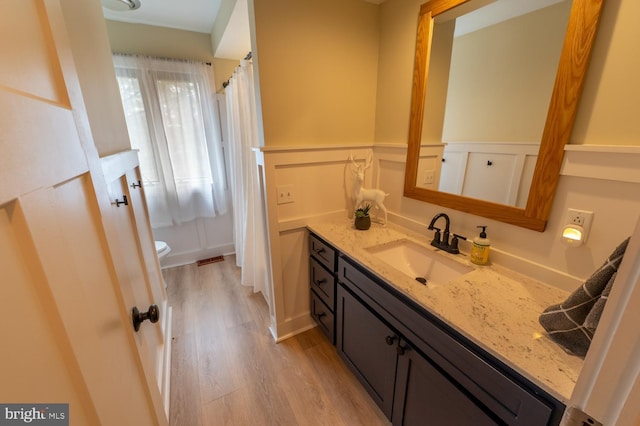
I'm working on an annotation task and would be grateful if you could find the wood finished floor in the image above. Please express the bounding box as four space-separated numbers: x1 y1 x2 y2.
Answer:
164 256 389 426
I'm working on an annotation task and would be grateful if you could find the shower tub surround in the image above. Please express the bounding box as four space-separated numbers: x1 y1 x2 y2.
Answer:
307 217 583 403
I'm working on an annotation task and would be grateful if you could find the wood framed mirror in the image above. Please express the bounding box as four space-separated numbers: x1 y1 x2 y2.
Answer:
403 0 604 231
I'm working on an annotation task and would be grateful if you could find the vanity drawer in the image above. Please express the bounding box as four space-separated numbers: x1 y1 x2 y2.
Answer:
310 290 335 344
309 257 335 308
309 233 336 272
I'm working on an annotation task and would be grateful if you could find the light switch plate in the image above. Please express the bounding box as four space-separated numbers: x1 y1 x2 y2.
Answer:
424 170 435 185
277 184 295 204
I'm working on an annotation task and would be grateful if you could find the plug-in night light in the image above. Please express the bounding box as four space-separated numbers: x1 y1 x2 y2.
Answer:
562 224 584 247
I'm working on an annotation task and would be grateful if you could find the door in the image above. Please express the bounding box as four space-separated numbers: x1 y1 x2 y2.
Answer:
392 342 498 426
566 216 640 425
0 1 166 424
103 167 168 396
336 283 398 418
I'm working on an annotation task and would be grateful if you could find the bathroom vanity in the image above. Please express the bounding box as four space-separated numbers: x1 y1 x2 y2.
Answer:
308 219 583 425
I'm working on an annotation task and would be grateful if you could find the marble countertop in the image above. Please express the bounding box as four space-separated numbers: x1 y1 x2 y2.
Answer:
307 217 583 403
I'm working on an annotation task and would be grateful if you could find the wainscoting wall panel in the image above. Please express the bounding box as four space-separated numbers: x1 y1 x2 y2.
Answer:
259 143 640 340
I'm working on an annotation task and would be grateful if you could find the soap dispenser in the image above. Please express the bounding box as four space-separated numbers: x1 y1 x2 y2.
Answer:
470 226 490 265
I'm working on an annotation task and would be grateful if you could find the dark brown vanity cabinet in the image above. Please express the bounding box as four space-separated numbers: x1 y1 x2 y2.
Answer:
336 255 564 426
336 282 398 417
307 233 563 425
391 336 498 425
309 233 337 343
337 283 496 425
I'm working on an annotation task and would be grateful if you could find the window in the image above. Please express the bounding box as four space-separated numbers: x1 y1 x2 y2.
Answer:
114 54 227 228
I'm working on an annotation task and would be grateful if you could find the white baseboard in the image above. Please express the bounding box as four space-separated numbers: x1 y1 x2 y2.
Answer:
160 243 235 268
271 312 317 342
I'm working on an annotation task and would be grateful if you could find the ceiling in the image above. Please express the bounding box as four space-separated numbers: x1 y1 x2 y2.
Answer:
454 0 567 37
102 0 222 34
101 0 382 60
102 0 251 60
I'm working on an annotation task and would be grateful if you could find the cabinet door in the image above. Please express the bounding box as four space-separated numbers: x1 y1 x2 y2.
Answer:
336 284 398 419
439 151 467 195
393 344 499 426
461 152 517 204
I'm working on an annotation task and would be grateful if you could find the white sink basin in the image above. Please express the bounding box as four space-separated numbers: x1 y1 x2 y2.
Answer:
366 239 473 287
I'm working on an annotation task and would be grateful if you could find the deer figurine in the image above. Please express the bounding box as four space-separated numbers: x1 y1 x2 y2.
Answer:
349 153 389 225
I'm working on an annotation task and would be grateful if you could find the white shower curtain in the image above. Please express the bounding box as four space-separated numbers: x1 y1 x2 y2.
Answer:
225 60 270 300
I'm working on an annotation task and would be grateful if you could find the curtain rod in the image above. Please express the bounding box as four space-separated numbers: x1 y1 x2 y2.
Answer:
113 52 211 66
221 52 252 89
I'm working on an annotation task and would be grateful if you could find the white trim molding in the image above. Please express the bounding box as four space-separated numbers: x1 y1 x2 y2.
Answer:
259 143 640 341
562 145 640 183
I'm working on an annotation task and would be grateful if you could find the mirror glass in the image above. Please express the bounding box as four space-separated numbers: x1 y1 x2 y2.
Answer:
404 0 603 231
418 0 571 207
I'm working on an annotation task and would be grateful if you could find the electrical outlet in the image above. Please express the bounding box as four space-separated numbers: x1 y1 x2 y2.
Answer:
566 208 594 241
276 184 295 204
568 209 591 226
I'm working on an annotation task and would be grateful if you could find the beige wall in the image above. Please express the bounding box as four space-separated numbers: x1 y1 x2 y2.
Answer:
106 20 214 60
105 20 239 91
443 2 571 142
60 0 131 156
572 0 640 146
211 0 237 58
374 0 422 144
422 20 455 144
369 0 639 278
375 0 639 148
252 0 379 147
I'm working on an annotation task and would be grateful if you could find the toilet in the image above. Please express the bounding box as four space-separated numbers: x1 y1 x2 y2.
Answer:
155 240 171 263
155 240 170 289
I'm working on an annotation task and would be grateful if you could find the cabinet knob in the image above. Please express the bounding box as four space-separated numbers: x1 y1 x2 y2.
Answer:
396 344 407 356
385 335 396 346
315 278 327 286
314 247 326 255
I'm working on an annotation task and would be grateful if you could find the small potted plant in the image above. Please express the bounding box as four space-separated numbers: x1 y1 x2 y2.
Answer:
354 204 372 230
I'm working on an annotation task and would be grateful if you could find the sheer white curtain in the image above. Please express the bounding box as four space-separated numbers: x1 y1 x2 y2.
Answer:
225 60 270 299
113 54 227 228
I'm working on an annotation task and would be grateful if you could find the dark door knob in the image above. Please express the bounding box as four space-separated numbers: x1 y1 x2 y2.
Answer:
132 304 159 332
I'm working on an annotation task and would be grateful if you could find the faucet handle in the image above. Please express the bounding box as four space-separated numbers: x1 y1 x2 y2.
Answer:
449 234 466 254
431 228 441 244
